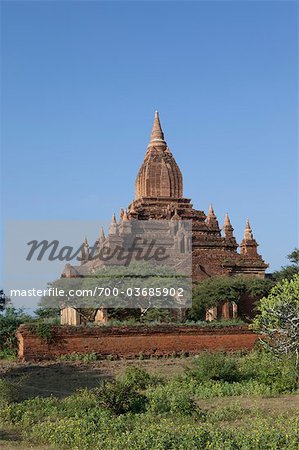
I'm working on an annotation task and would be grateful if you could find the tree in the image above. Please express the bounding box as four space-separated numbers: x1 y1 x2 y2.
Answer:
39 262 189 323
272 248 299 282
288 248 299 264
0 290 10 312
190 276 273 321
253 274 299 367
34 307 60 321
0 307 32 352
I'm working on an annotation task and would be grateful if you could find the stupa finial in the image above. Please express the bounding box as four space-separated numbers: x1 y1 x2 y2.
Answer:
149 110 165 144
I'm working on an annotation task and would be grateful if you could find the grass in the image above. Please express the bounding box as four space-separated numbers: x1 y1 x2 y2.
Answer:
0 351 298 449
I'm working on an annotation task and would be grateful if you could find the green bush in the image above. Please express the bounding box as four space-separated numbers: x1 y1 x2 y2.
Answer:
240 351 299 393
60 388 101 417
96 380 147 414
187 352 240 383
0 396 59 426
27 417 100 450
147 384 196 416
119 366 152 390
140 308 174 323
0 348 17 360
0 379 20 407
0 307 31 351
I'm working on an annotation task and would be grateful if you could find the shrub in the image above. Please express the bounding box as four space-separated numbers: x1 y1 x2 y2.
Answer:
187 352 240 383
147 384 196 416
253 274 299 368
140 308 173 323
240 350 299 393
27 417 100 450
119 366 152 389
0 396 59 426
0 379 20 407
0 307 31 351
96 380 147 414
60 388 100 417
27 323 55 343
0 348 17 360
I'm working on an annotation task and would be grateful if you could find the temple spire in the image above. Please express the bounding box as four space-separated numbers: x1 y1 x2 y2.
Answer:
206 204 216 221
222 213 237 247
223 213 231 228
223 213 233 235
149 110 166 145
135 111 183 199
122 209 129 221
208 204 216 217
206 204 219 229
244 218 253 240
240 218 258 256
109 213 118 235
98 227 105 241
80 236 90 265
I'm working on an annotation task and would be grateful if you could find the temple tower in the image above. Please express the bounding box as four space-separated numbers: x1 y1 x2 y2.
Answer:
240 219 259 257
135 111 183 200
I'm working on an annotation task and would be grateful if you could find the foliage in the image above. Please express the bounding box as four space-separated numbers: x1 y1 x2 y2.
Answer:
0 289 10 312
40 262 189 312
184 318 245 327
0 307 32 352
34 307 60 322
140 308 174 323
1 350 299 449
118 366 152 390
0 396 60 426
58 352 98 362
23 411 299 450
288 248 299 264
0 379 20 407
181 350 299 397
146 384 196 416
191 276 273 321
0 348 17 360
253 274 299 367
96 380 147 414
239 350 298 393
29 323 55 343
272 248 299 282
186 351 240 383
272 265 299 283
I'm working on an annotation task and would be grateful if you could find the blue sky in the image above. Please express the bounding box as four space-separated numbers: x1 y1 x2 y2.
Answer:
1 0 298 273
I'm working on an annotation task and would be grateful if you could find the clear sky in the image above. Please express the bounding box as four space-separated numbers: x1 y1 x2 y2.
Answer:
1 0 298 273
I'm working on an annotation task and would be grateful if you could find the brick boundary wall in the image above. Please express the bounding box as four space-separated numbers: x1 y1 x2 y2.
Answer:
17 324 260 361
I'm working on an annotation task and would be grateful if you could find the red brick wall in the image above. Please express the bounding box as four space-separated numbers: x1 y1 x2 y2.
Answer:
17 324 259 361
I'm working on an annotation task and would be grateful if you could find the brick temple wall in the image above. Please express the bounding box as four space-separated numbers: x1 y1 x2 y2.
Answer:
17 324 259 361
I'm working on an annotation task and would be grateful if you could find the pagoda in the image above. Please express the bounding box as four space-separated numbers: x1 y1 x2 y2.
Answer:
61 111 268 324
128 111 267 280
